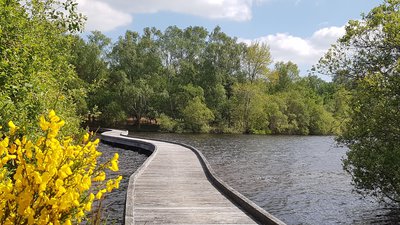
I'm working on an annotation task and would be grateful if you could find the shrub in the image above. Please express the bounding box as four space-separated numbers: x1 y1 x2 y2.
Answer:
157 114 178 132
0 110 121 225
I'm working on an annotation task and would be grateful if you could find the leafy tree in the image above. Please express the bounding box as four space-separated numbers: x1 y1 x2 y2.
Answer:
70 31 111 120
71 31 111 87
93 70 128 125
181 96 214 133
237 42 272 132
123 79 155 128
231 82 269 133
242 42 272 82
269 61 300 92
102 29 163 127
317 0 400 203
264 95 289 134
200 27 243 127
0 0 86 136
283 90 311 135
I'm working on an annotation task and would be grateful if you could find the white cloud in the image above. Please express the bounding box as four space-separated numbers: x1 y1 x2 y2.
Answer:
311 26 345 48
77 0 266 31
239 25 345 74
106 0 260 21
77 0 132 32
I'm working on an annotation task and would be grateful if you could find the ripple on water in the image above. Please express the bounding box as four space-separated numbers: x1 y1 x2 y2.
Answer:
130 133 400 225
91 142 148 224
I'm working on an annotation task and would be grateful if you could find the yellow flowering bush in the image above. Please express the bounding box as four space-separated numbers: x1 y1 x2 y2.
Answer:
0 110 122 225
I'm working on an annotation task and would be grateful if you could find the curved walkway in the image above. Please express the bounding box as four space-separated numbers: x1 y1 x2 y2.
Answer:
101 130 285 225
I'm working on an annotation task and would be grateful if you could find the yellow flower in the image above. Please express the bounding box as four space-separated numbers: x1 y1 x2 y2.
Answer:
0 137 9 156
32 172 42 184
93 172 106 182
63 219 72 225
106 180 114 192
55 179 63 189
110 161 118 171
84 201 92 212
8 121 17 135
84 193 95 211
95 189 107 200
39 183 47 193
48 110 56 120
39 116 50 131
0 111 122 224
0 136 9 147
83 133 89 143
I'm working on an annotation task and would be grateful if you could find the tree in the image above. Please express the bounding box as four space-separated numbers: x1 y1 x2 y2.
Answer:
0 0 86 136
181 96 214 133
231 81 269 133
70 31 111 119
92 70 129 125
123 79 155 128
103 29 163 127
242 42 272 83
264 95 289 134
269 61 299 92
238 42 272 133
197 27 245 130
71 31 111 87
317 0 400 203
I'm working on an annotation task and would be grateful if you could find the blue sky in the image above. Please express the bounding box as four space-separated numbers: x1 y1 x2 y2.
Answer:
77 0 380 80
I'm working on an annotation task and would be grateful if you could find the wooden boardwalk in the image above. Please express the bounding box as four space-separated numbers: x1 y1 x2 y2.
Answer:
101 130 285 225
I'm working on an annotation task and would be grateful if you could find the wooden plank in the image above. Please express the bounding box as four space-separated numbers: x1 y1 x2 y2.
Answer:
131 141 258 224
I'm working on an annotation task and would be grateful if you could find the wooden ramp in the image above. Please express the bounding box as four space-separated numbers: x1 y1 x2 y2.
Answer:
101 130 285 225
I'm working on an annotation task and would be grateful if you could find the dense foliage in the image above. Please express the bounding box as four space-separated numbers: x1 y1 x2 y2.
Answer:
0 0 86 136
0 110 121 224
317 0 400 203
74 27 345 135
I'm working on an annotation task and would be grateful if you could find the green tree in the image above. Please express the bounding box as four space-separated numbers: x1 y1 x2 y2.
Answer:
199 27 243 129
123 79 155 129
94 70 129 125
242 42 272 82
70 31 111 120
102 29 163 127
231 81 269 133
268 61 300 92
238 42 272 132
317 0 400 203
181 96 214 133
0 0 86 136
264 95 289 134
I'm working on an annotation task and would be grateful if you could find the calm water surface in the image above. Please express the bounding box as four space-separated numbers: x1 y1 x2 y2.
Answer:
131 133 400 225
96 142 148 224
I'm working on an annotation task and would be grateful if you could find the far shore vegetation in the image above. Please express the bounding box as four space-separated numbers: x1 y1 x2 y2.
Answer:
75 28 347 135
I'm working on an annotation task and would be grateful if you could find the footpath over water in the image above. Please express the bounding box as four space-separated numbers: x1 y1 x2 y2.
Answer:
101 130 285 225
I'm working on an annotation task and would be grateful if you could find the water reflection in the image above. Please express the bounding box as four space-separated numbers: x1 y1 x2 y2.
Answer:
132 133 399 225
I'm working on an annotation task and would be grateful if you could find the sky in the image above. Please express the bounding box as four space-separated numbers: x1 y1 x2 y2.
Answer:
76 0 381 80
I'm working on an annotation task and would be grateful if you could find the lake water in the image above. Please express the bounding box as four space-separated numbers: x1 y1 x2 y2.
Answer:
96 142 148 224
128 133 400 225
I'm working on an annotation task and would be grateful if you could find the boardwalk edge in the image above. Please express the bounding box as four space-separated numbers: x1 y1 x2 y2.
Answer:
100 129 157 225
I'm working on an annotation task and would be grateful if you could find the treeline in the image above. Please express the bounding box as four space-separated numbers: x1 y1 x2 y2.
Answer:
71 26 348 135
